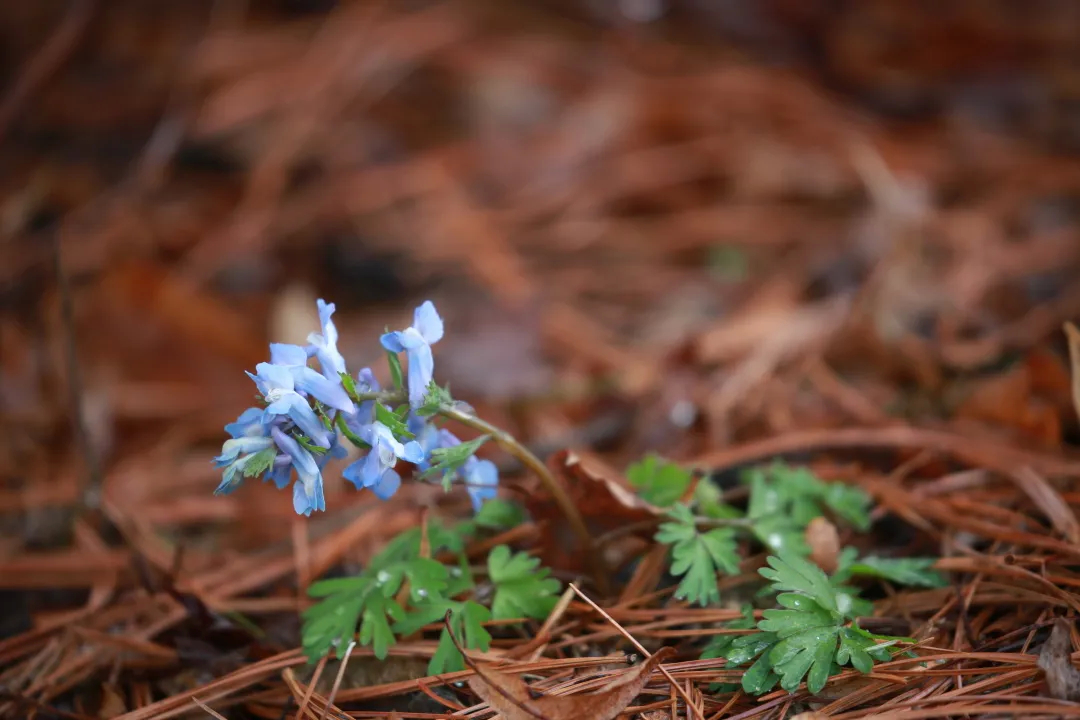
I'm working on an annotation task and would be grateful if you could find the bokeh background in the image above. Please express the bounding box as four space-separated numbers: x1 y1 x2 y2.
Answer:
3 0 1080 715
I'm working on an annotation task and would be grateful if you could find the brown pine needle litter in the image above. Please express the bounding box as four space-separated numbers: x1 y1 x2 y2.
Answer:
6 1 1080 718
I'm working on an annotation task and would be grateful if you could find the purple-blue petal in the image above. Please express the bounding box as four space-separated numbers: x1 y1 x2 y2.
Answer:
255 362 295 391
225 407 267 438
265 458 292 489
413 301 444 345
405 344 434 408
270 343 308 367
401 440 424 464
380 331 406 354
464 458 499 512
292 366 354 413
372 469 402 500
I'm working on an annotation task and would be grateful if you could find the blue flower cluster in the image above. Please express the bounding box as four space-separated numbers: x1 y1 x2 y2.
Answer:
213 300 498 516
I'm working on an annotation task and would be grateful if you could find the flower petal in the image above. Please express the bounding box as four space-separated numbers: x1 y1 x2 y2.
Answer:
380 331 406 353
255 362 295 392
401 440 424 464
225 407 267 438
270 343 308 367
405 344 434 408
464 458 499 512
292 366 354 412
265 458 292 489
413 301 444 345
372 469 402 500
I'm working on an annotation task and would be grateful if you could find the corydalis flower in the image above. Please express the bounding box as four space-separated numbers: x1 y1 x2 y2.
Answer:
213 408 330 516
271 426 326 516
247 362 334 447
462 456 498 512
213 435 274 495
381 301 443 408
342 421 423 500
408 414 499 510
308 299 347 381
266 344 354 414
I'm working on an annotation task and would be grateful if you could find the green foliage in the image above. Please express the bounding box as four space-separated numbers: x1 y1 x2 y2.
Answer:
241 447 277 478
302 505 559 675
375 402 413 440
387 351 405 391
708 552 915 696
834 548 946 588
655 504 740 606
418 380 454 417
422 435 491 487
627 454 695 507
746 463 871 554
488 545 561 620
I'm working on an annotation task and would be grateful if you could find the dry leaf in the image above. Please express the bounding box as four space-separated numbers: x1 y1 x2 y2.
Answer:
1010 467 1080 545
466 647 675 720
1066 322 1080 426
805 516 840 574
527 449 663 571
1037 618 1080 701
790 713 830 720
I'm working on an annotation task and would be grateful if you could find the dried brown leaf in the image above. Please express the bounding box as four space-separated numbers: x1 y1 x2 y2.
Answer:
1011 466 1080 545
466 647 675 720
1066 321 1080 426
805 516 840 575
1037 618 1080 701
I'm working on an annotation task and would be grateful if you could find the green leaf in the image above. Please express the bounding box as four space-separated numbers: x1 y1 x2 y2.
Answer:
837 627 875 674
418 380 453 417
387 351 405 391
751 517 807 556
358 593 405 659
820 483 872 531
241 447 277 478
424 600 492 674
339 371 359 400
626 454 693 507
843 556 946 588
769 626 839 693
421 435 491 483
701 605 757 660
473 498 526 530
656 504 739 606
745 463 872 538
375 402 413 440
400 558 450 604
759 553 840 617
741 651 780 695
759 597 835 637
296 434 328 455
488 545 561 620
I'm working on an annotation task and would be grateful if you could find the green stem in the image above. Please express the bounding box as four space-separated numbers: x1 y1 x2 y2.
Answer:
437 404 611 596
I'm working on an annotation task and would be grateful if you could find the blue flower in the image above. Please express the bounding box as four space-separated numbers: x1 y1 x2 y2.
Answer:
213 435 275 495
308 299 347 381
247 362 333 447
266 345 355 415
224 407 268 438
271 426 326 516
408 414 460 472
462 456 499 512
380 301 444 408
342 421 424 499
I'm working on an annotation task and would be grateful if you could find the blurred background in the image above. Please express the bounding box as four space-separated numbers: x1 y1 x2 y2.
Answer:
2 0 1080 711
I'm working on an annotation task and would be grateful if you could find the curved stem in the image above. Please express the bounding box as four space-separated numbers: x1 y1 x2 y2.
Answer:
339 385 611 594
438 404 611 596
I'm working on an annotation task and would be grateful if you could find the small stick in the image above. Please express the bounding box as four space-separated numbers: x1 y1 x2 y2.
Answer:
321 640 356 720
569 583 704 720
